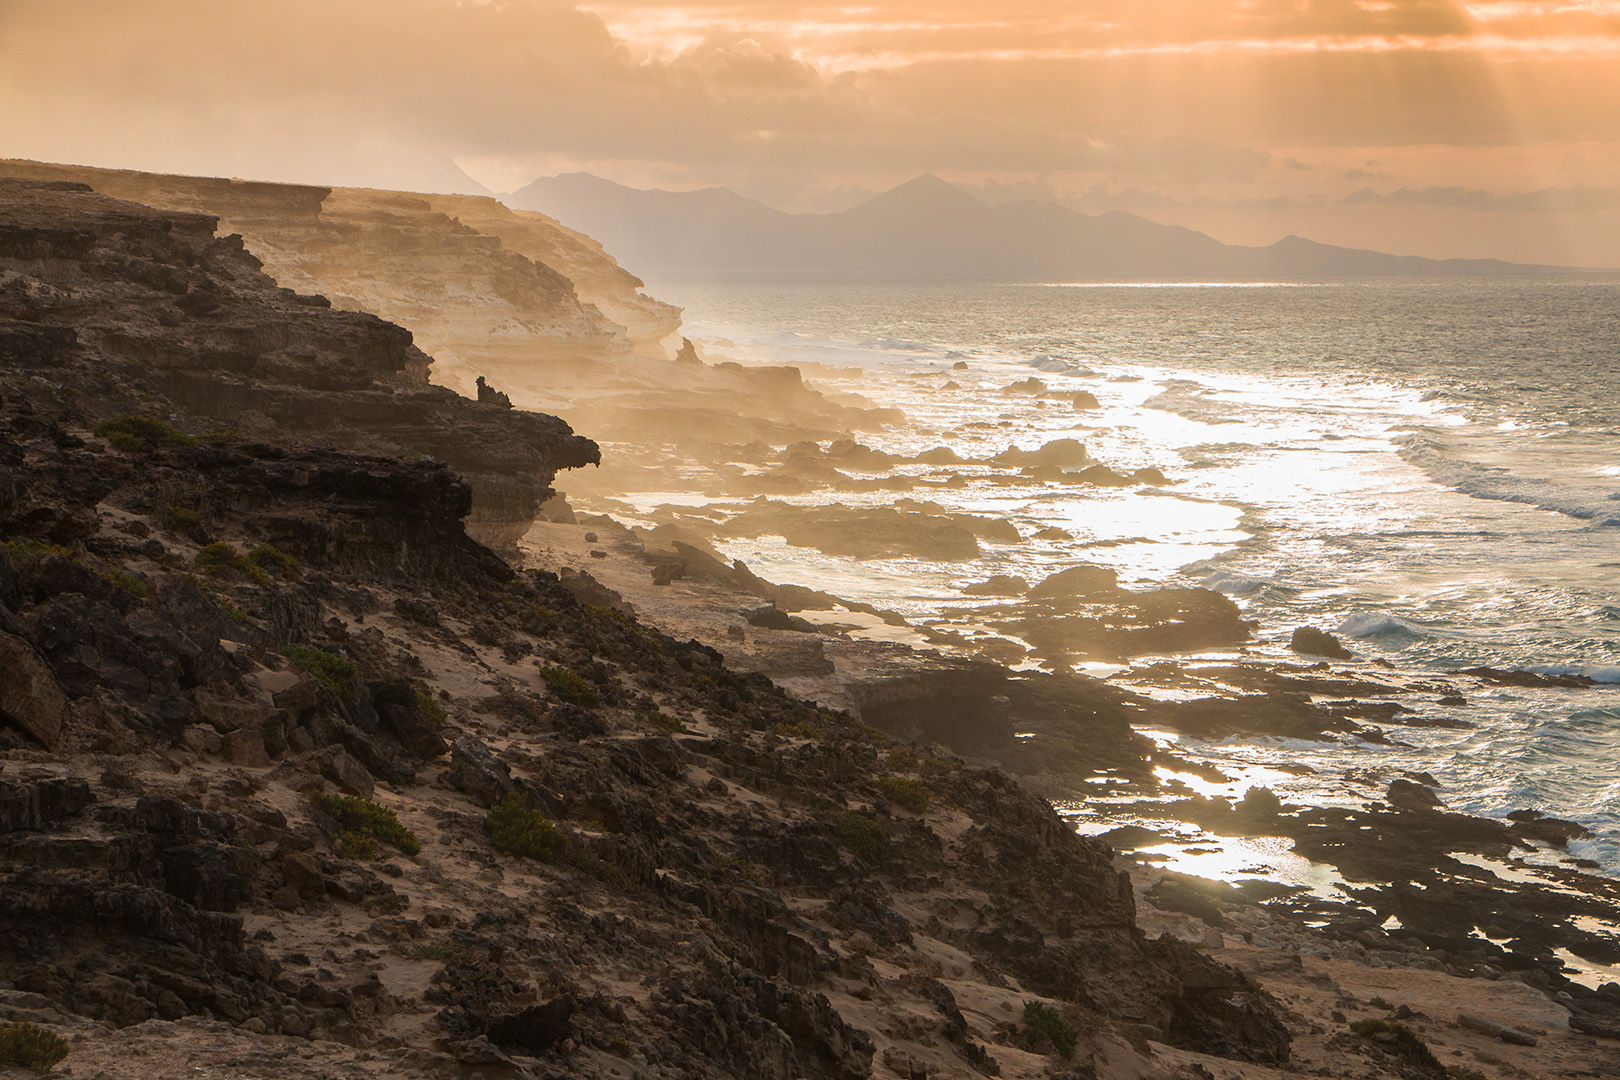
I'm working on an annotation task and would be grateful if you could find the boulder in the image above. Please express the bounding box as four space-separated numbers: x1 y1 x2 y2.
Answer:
447 735 515 806
1290 626 1353 660
0 630 68 748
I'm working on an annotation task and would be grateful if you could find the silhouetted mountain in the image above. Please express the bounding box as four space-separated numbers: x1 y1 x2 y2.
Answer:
506 172 1552 277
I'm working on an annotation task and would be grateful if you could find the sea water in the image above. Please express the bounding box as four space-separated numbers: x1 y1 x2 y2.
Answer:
641 274 1620 868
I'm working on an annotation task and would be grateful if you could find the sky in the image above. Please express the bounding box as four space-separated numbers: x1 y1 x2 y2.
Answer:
2 0 1618 265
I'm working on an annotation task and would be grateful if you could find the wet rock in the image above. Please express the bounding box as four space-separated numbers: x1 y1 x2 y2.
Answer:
992 438 1086 468
1386 778 1443 810
746 605 815 633
962 575 1028 597
1290 626 1353 659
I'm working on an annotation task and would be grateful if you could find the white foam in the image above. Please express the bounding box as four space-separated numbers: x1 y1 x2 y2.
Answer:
1338 612 1420 638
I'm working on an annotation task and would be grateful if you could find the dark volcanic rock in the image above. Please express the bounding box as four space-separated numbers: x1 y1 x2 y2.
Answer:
0 177 597 549
1289 626 1353 659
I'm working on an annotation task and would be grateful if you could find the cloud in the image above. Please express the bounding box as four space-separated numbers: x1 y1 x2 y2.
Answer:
1344 184 1620 210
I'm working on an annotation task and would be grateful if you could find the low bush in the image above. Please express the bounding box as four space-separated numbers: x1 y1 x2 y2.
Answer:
247 542 300 579
94 414 194 451
195 541 269 584
414 692 448 727
309 791 420 857
539 665 599 706
160 505 201 532
642 709 687 734
485 793 569 860
1023 1001 1078 1059
0 1021 71 1071
834 811 889 863
878 775 931 814
104 569 149 598
773 721 818 739
285 644 358 697
0 540 73 561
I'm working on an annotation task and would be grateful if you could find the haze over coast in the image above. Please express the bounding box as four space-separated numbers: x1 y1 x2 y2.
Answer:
2 2 1619 1078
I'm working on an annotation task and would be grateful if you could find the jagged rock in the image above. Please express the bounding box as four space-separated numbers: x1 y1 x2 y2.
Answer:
0 629 68 747
283 852 326 900
0 177 599 550
992 438 1086 468
1386 778 1443 810
486 995 574 1054
446 735 514 806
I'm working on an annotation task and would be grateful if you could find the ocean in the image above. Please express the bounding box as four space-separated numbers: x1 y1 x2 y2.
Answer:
639 273 1620 875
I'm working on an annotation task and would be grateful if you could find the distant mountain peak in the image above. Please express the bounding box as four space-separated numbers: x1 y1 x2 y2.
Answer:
849 173 987 216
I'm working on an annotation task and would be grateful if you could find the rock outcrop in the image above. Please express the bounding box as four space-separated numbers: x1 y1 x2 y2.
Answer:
0 158 681 366
0 175 1294 1078
0 177 597 548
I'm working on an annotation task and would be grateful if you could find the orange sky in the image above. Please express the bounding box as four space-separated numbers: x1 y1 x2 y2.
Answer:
2 0 1617 264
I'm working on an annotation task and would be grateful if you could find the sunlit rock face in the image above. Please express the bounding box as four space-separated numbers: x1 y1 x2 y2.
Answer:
0 160 679 386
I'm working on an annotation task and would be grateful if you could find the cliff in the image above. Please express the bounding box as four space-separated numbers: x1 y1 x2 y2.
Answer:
0 159 682 378
0 177 598 548
0 174 1293 1079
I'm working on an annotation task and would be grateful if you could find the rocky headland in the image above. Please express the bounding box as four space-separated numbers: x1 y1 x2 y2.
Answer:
4 170 1620 1080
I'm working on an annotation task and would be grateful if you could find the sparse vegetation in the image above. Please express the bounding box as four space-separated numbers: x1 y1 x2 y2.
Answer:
1447 1068 1488 1080
104 569 149 599
1367 995 1393 1010
485 793 569 860
247 542 300 579
195 541 269 583
94 414 194 451
539 665 599 706
642 709 687 734
1022 1001 1078 1059
285 644 358 697
773 721 817 739
834 811 889 863
878 775 932 814
160 505 201 532
1 539 73 561
309 791 420 857
414 692 448 727
716 853 761 885
1349 1019 1441 1071
886 745 919 771
0 1021 71 1072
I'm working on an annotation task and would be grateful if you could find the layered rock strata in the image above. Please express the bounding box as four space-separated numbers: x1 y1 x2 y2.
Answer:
0 178 597 548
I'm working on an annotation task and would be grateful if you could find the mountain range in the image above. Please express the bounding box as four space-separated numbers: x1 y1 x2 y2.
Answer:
505 172 1555 278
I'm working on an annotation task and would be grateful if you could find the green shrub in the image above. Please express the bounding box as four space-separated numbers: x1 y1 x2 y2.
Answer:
247 542 300 579
485 793 569 860
0 1021 70 1071
94 415 194 451
414 692 448 727
195 541 269 583
1023 1001 1078 1059
886 746 919 771
104 569 148 599
716 853 762 885
538 665 599 706
160 505 201 532
773 721 818 739
878 775 931 814
1349 1019 1440 1071
0 539 73 561
642 709 687 734
1367 995 1393 1010
834 811 889 863
285 644 358 697
309 791 420 857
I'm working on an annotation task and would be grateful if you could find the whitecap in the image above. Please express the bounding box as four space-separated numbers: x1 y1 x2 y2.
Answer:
1338 612 1422 639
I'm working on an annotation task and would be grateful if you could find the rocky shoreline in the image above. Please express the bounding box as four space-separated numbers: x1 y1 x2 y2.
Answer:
3 172 1620 1080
